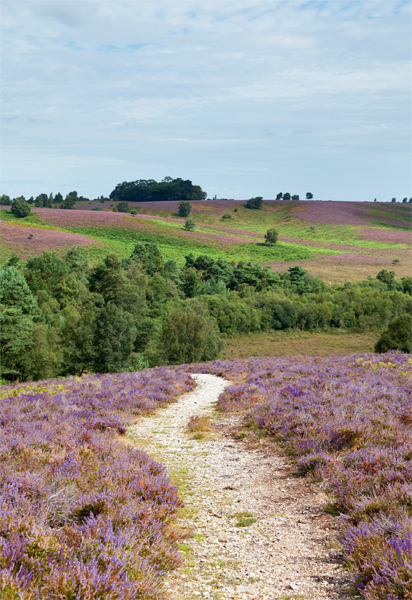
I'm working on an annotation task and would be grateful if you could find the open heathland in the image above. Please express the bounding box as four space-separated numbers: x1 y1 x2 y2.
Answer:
0 368 195 599
1 198 410 283
187 351 412 600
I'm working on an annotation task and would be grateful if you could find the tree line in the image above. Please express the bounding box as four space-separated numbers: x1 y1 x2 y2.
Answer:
1 244 410 383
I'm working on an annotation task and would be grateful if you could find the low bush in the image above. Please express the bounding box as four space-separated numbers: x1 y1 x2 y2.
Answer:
0 369 195 598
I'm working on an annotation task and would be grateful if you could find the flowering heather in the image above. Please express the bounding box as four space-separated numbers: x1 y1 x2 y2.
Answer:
186 352 412 599
1 221 99 257
0 368 195 599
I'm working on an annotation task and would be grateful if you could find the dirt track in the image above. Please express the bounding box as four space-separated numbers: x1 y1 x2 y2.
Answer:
128 374 354 600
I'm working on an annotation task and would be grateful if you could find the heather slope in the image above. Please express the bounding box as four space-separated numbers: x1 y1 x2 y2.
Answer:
1 200 411 282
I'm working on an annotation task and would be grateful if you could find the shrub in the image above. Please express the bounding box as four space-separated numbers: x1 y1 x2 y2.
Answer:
221 213 232 220
183 217 195 231
264 228 279 246
159 306 223 364
178 201 191 218
11 197 31 218
92 207 102 211
116 201 129 213
374 313 412 353
245 196 263 210
130 209 138 215
187 415 211 438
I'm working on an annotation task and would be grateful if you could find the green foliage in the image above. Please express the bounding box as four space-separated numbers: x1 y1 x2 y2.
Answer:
264 228 279 246
122 242 165 275
178 201 192 218
63 191 78 209
0 194 11 205
374 314 412 354
0 307 34 380
11 197 31 218
110 177 206 203
89 254 127 302
0 266 37 314
24 252 70 297
1 241 411 383
159 303 223 364
245 196 263 210
183 217 195 231
35 193 48 207
117 201 129 213
93 303 137 373
377 269 396 290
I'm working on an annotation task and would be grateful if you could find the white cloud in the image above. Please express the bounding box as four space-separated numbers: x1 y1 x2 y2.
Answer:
1 0 410 200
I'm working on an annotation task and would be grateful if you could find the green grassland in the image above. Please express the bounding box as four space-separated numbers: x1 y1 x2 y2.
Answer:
64 224 340 265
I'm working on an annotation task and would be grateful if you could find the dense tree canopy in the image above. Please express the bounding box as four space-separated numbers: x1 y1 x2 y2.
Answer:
1 243 411 383
109 177 207 203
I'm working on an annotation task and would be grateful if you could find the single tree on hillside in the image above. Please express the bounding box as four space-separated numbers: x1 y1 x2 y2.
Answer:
178 201 192 217
245 196 263 210
283 193 291 200
276 192 283 199
292 195 300 201
117 201 129 213
11 197 31 218
264 228 279 246
306 192 313 199
183 217 195 231
0 194 11 205
391 197 396 203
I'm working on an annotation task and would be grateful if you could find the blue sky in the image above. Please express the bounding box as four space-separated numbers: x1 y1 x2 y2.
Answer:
1 0 411 201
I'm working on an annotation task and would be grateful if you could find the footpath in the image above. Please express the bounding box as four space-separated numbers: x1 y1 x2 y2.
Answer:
128 374 355 600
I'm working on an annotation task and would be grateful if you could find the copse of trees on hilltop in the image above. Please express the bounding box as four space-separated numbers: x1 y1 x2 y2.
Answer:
276 192 314 200
109 177 207 203
1 244 411 383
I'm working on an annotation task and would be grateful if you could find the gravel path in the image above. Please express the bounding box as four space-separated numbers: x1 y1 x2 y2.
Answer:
128 374 355 600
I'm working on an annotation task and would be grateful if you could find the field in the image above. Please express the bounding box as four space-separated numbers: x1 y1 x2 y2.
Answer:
222 330 380 360
1 199 411 282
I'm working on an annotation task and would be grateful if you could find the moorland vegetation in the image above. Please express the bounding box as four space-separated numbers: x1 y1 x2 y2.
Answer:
190 352 412 600
0 190 412 599
0 368 195 598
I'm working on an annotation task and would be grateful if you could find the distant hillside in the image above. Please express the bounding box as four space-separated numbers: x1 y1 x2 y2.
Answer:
1 199 411 282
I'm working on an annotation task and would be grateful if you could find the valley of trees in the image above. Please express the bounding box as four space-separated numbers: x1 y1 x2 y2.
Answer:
1 245 411 383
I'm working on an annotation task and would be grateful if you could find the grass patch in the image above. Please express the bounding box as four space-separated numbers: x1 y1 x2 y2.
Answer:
232 511 256 527
187 416 212 439
222 330 380 360
63 224 339 264
366 220 411 231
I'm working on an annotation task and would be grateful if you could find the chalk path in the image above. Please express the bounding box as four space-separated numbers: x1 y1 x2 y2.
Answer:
128 374 354 600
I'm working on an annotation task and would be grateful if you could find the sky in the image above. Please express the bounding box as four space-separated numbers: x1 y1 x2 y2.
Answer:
1 0 411 202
